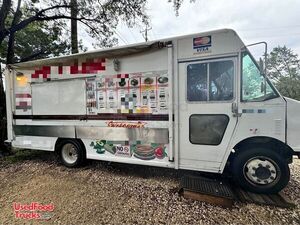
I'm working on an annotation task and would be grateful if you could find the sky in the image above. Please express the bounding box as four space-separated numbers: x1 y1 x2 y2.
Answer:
81 0 300 59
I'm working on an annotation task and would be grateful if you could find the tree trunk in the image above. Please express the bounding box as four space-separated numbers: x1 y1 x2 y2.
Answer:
0 0 11 154
6 33 15 64
1 0 21 155
71 0 78 54
6 0 22 64
0 64 7 154
0 0 12 45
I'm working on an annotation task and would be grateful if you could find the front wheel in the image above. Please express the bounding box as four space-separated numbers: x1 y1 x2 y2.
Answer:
231 147 290 194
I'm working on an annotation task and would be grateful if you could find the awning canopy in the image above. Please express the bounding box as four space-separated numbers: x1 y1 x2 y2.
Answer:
11 41 165 69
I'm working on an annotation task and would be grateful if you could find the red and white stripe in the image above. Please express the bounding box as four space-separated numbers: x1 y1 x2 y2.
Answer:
15 93 32 111
31 58 106 82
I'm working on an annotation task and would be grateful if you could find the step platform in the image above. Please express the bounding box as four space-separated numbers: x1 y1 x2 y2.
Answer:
179 175 295 208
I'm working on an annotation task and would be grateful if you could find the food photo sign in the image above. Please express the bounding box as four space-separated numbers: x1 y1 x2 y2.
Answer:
86 70 169 115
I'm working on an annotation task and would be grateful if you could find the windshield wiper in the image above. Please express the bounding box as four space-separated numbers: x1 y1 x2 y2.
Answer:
263 94 277 101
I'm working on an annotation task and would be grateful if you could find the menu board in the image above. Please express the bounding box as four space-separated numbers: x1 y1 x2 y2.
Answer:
86 70 168 115
86 78 97 114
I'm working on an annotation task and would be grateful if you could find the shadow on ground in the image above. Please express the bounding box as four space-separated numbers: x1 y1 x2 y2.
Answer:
0 148 225 183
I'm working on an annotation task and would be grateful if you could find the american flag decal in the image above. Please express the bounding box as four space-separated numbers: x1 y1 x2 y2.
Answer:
193 36 211 49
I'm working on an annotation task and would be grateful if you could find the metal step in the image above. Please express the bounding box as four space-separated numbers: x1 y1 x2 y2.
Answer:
179 175 235 208
179 175 295 208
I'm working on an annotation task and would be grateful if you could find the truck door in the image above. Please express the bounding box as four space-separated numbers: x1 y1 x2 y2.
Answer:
178 57 238 172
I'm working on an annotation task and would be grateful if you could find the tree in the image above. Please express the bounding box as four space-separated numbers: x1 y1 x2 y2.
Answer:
0 1 149 64
0 17 76 154
0 0 193 64
267 46 300 100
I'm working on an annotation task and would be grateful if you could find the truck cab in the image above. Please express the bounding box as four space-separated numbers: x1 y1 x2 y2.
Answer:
176 31 299 193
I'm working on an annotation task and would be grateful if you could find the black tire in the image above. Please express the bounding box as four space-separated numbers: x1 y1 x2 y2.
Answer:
59 139 85 168
231 147 290 194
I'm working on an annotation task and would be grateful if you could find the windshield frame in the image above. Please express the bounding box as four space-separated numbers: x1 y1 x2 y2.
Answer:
240 50 280 102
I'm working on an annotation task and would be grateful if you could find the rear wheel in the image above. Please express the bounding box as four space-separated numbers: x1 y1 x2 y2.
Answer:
232 147 290 194
59 139 85 167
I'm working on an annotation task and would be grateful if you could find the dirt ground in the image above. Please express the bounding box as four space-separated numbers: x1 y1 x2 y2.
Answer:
0 150 299 225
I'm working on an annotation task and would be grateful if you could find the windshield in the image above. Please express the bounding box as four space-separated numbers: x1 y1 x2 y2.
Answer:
241 52 279 102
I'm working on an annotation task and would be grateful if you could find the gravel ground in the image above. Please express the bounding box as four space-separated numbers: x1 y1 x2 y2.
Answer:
0 150 299 225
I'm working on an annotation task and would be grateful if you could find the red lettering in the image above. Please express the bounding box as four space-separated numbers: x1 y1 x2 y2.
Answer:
13 203 21 211
106 121 146 128
15 212 41 220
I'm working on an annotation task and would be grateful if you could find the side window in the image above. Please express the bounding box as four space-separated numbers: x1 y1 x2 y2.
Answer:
187 60 234 102
209 61 234 101
189 114 229 145
187 63 208 101
242 52 278 101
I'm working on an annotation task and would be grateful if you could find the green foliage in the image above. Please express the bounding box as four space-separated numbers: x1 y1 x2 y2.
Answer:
267 46 300 100
267 46 300 80
0 15 90 63
275 77 300 101
0 149 47 164
0 20 71 63
15 21 69 59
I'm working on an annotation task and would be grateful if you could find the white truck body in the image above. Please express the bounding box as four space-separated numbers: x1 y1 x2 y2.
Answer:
5 29 300 181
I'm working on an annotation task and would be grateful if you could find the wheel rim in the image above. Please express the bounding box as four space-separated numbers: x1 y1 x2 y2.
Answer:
61 143 78 164
243 156 280 186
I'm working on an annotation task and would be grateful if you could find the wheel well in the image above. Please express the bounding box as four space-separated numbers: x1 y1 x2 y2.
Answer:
230 136 293 164
55 138 86 158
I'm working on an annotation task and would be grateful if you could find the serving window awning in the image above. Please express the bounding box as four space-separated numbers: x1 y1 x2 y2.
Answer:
11 41 166 69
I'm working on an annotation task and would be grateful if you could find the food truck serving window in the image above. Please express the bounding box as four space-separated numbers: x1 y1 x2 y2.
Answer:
241 52 278 102
31 79 86 115
187 60 234 102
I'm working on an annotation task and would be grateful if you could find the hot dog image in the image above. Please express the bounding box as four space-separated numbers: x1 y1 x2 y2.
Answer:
133 144 167 160
133 144 155 160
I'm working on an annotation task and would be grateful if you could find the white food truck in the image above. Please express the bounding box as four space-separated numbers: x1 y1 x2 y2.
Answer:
4 29 300 193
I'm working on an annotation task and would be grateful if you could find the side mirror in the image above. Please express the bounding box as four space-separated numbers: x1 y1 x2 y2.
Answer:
259 58 264 75
259 57 267 95
260 81 265 93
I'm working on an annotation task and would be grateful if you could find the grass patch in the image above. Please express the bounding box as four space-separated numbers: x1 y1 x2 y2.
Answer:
0 149 48 164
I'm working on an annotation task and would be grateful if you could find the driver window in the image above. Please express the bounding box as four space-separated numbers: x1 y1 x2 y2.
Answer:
209 61 234 101
242 52 278 101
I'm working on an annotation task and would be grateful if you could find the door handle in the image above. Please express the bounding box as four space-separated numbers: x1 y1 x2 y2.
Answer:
232 102 242 117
